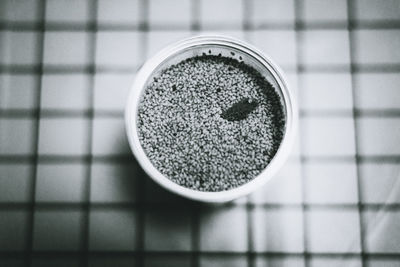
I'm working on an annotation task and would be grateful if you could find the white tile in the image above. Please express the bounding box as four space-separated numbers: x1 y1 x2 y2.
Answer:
147 31 193 57
200 0 243 28
43 31 88 65
301 30 350 66
249 30 297 68
250 0 295 26
200 255 247 267
38 118 88 155
300 73 353 111
96 31 141 67
355 0 400 21
355 73 400 110
307 209 361 252
285 72 299 101
252 207 303 252
360 163 400 204
364 210 400 253
32 258 80 267
0 259 25 267
357 118 400 156
255 256 305 267
41 74 89 110
0 0 39 22
304 162 358 204
250 160 302 204
355 30 400 64
144 209 191 251
97 0 141 25
0 211 28 250
200 207 247 251
89 209 138 251
0 74 38 110
0 118 34 155
199 30 245 41
0 163 31 203
144 255 191 267
309 257 361 267
88 257 136 267
302 0 347 23
290 130 302 157
301 117 356 156
366 258 400 267
149 0 191 28
36 163 86 202
94 73 133 112
232 196 249 205
145 177 186 203
0 31 39 65
91 117 131 156
33 210 83 250
45 0 89 23
90 162 138 203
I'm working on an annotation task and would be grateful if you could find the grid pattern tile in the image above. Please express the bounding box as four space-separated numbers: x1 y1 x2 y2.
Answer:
0 0 400 266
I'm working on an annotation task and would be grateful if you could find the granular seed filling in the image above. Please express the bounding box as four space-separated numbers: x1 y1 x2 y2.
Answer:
138 55 285 192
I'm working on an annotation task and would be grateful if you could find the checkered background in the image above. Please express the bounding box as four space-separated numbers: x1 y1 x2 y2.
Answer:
0 0 400 266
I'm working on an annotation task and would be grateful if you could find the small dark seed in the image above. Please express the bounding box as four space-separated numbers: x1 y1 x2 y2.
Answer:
230 51 235 56
208 50 211 54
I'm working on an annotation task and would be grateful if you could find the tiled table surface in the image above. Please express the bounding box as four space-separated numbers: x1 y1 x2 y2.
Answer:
0 0 400 266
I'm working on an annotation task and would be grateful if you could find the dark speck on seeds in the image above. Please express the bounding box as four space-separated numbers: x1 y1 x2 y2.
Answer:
221 98 259 121
138 54 285 192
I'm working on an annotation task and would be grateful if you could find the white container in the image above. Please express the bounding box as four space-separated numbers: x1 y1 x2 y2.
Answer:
125 35 298 203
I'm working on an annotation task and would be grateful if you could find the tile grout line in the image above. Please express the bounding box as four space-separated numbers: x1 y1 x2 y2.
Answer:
3 108 400 119
3 250 400 257
25 0 46 266
293 0 311 266
190 1 201 267
3 202 400 211
243 1 255 267
191 0 200 32
346 0 367 266
190 202 200 267
1 155 400 165
80 0 98 266
135 0 150 266
2 63 400 74
2 21 400 31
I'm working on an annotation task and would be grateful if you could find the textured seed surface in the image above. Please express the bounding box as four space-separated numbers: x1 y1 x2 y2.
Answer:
138 55 285 192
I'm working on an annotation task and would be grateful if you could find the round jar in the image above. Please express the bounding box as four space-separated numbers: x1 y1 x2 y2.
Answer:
125 35 298 203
